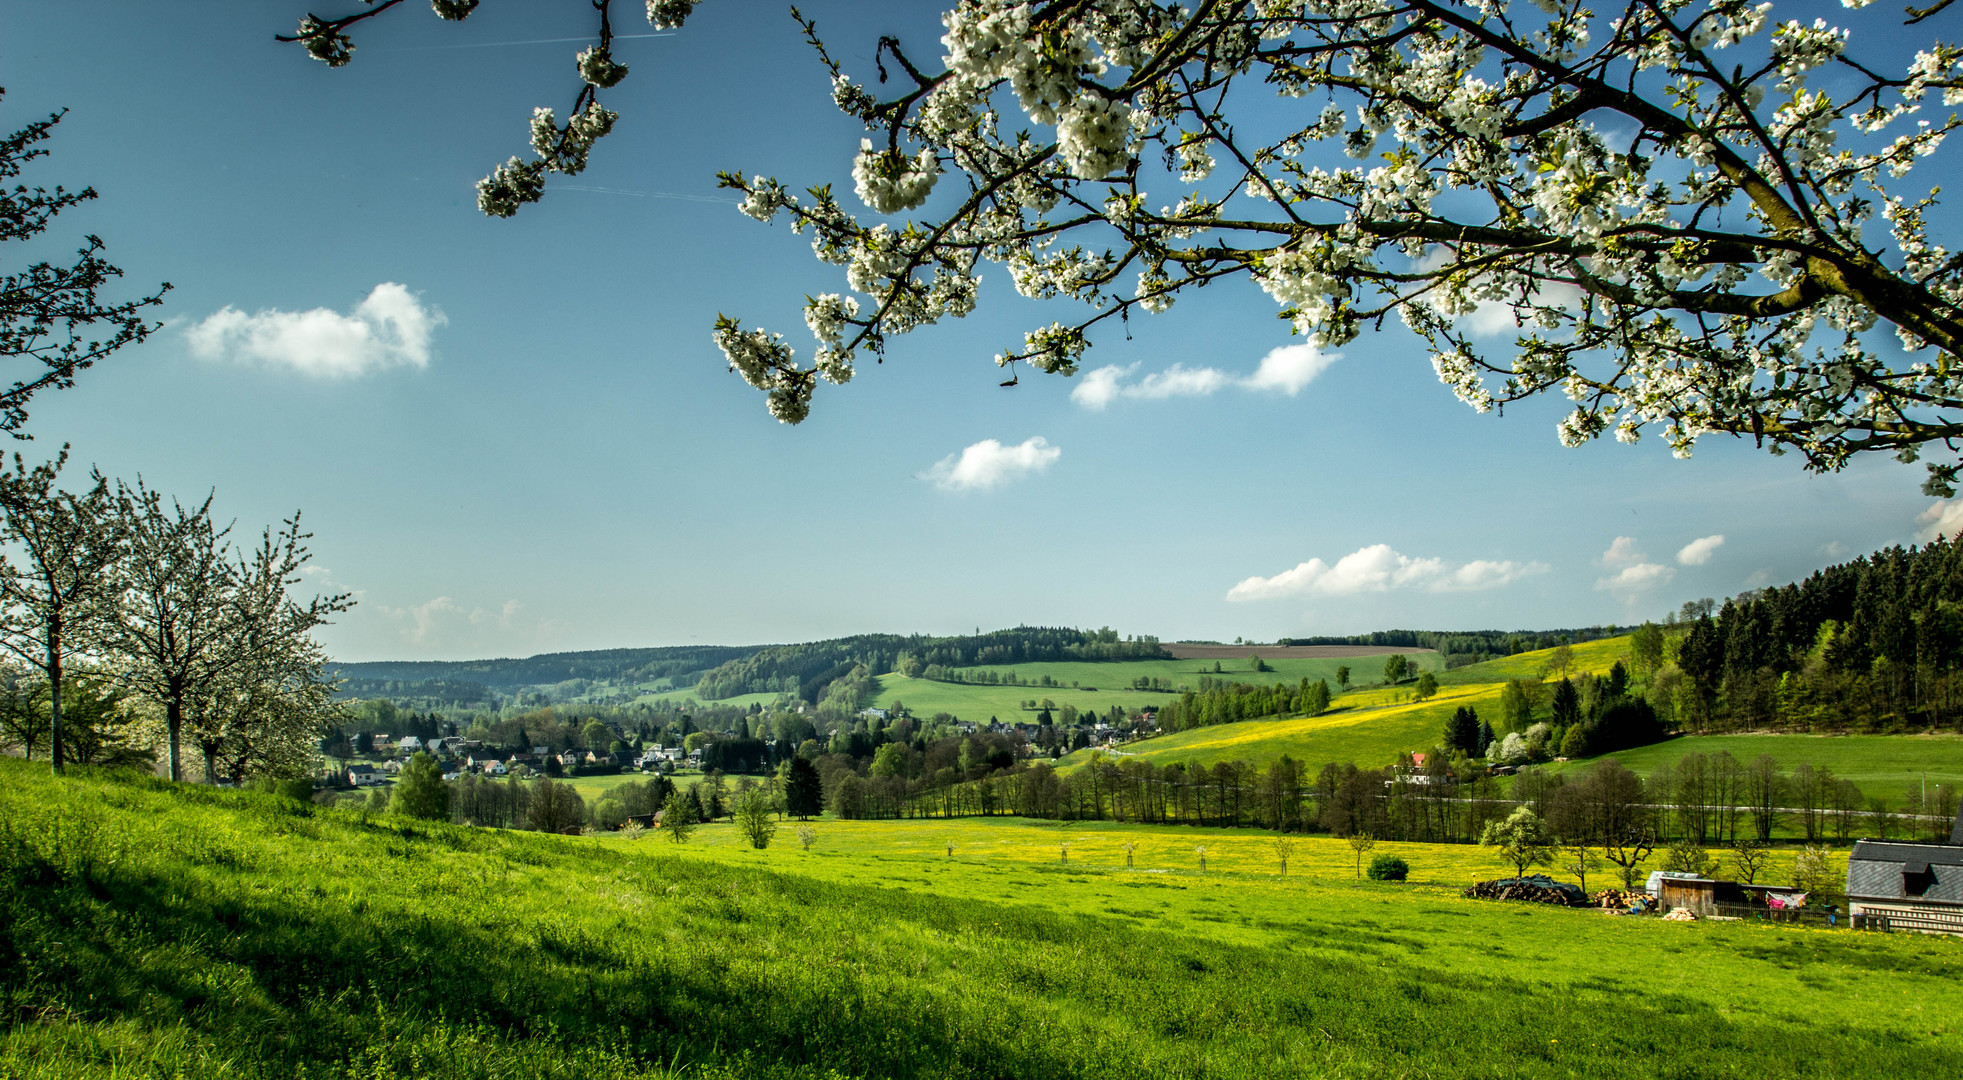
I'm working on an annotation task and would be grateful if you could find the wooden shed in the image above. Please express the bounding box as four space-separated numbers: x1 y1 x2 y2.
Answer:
1657 877 1807 917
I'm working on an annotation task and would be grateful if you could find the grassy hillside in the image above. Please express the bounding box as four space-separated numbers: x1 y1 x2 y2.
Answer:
1437 634 1634 684
1059 682 1504 772
5 760 1960 1079
870 653 1444 720
1554 733 1963 802
1060 638 1635 772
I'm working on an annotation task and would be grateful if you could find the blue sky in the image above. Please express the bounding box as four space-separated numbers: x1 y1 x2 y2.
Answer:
0 0 1944 660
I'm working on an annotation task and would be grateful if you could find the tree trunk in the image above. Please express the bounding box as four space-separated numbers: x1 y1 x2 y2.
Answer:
167 696 183 783
46 612 62 774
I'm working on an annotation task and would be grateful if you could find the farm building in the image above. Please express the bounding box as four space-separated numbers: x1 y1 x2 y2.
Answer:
1844 808 1963 936
1654 876 1806 918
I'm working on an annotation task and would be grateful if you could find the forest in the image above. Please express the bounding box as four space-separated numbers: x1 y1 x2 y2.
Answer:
1669 538 1963 732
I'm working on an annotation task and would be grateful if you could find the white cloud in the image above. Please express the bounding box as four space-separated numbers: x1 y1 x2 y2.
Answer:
1917 500 1963 543
1134 363 1232 400
1596 537 1674 597
1601 536 1645 568
923 436 1061 492
1070 365 1132 410
185 282 444 377
1242 344 1339 395
380 595 526 645
1819 541 1849 559
1597 563 1676 595
1071 345 1337 410
1226 543 1547 601
1677 534 1725 566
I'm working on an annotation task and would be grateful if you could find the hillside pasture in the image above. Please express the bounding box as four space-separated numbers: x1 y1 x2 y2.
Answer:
871 652 1443 720
1059 682 1506 772
3 761 1956 1080
1440 635 1634 685
1163 643 1435 660
1554 732 1963 803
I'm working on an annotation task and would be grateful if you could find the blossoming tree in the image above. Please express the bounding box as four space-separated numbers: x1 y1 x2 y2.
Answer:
283 0 1963 490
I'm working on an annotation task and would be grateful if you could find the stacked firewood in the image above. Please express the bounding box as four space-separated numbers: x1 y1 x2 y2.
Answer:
1462 876 1587 906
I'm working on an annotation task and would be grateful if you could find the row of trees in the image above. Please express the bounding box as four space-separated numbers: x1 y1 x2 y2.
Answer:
0 451 347 781
1155 678 1334 733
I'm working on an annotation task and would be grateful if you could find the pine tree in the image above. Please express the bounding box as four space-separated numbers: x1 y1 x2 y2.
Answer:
783 755 823 818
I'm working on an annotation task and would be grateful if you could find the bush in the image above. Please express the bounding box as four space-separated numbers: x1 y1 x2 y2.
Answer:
590 796 628 831
1367 854 1410 881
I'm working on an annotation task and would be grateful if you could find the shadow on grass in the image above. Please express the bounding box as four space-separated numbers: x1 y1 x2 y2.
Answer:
3 765 1960 1079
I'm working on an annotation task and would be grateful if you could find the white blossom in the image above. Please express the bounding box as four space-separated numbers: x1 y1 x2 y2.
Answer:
852 141 942 213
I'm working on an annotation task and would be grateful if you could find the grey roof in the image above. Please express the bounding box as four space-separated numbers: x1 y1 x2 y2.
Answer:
1847 840 1963 903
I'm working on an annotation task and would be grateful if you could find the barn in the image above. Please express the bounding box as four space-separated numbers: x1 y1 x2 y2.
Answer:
1844 808 1963 936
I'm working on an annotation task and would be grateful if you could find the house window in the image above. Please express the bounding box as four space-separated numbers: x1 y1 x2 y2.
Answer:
1904 859 1936 898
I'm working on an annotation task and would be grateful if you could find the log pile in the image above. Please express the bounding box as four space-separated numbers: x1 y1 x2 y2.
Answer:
1593 889 1642 908
1462 875 1587 906
1662 908 1698 922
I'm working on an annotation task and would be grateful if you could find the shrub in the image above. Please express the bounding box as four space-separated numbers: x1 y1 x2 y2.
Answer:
590 796 628 832
1367 855 1410 882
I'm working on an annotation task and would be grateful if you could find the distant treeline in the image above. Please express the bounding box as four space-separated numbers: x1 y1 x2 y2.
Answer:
337 678 494 706
332 645 760 691
1672 538 1963 731
1281 628 1621 657
695 627 1165 701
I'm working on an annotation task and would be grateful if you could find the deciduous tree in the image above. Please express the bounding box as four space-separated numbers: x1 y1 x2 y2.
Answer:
1480 806 1554 878
276 0 1963 492
394 751 450 821
735 785 778 849
0 93 167 433
0 449 125 773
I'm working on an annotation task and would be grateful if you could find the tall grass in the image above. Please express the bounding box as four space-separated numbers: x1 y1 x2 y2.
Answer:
3 758 1960 1079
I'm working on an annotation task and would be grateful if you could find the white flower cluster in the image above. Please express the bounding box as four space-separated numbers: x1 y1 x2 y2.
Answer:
852 141 941 213
477 157 545 218
1906 46 1963 106
1256 244 1360 348
431 0 477 19
739 176 795 222
296 17 354 67
803 293 860 347
1055 95 1132 179
646 0 698 31
712 317 814 424
528 101 617 175
1770 19 1847 90
577 46 628 88
1010 322 1088 374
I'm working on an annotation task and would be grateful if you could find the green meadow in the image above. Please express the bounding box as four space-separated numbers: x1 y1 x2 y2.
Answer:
640 653 1445 721
1551 732 1963 802
870 653 1441 719
6 758 1961 1080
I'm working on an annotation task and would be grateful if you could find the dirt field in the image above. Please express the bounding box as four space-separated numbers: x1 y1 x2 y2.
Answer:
1163 643 1437 660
